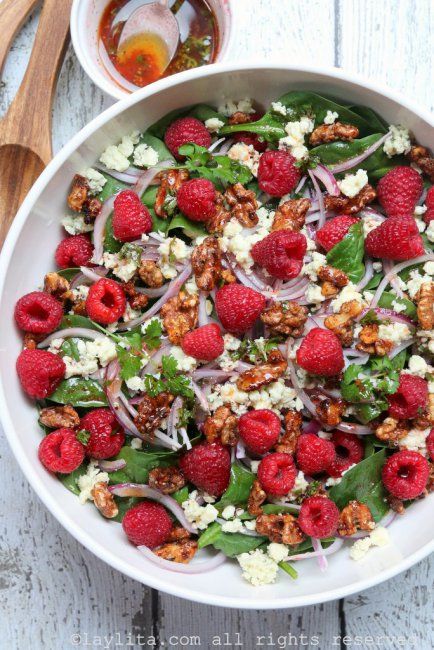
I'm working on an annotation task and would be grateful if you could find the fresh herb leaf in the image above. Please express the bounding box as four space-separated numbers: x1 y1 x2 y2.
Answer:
178 144 253 190
109 446 177 484
142 319 162 350
143 355 194 399
231 337 280 363
119 242 142 265
198 522 266 557
58 463 87 495
217 464 255 510
48 378 108 407
117 345 142 380
172 486 189 505
326 221 365 283
377 291 416 318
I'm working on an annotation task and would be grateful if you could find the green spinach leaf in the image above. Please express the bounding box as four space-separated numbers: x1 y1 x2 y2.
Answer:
60 314 100 331
48 378 108 407
326 221 365 283
58 463 87 495
217 464 255 510
377 291 416 318
198 522 266 557
109 446 177 484
139 132 174 163
98 175 128 203
58 267 80 281
167 214 207 238
104 214 122 254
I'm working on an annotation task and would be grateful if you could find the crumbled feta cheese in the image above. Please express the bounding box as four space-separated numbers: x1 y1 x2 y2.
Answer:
221 505 236 520
267 543 289 563
130 438 143 449
415 217 426 233
318 430 332 440
102 252 138 282
170 346 197 372
306 283 326 304
61 214 94 235
72 285 90 302
324 110 339 124
271 102 287 116
221 518 244 533
99 145 130 173
217 333 241 371
378 322 412 345
86 337 117 367
383 125 411 158
391 299 407 314
218 98 255 117
362 213 383 237
81 167 107 195
406 269 432 299
228 143 260 176
205 117 225 133
77 460 109 504
123 303 141 322
337 169 369 198
126 376 145 392
399 427 430 454
278 116 314 161
158 236 191 279
220 213 272 273
331 283 365 313
415 205 427 216
372 261 383 272
424 261 434 275
237 549 279 586
350 526 390 561
60 336 116 378
182 498 218 530
408 355 430 378
133 143 159 168
118 131 140 157
303 252 327 281
244 519 257 531
427 221 434 242
250 460 260 474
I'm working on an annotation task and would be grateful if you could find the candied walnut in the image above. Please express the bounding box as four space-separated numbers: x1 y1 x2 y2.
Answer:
221 268 236 284
123 281 149 310
426 463 434 494
67 174 89 212
155 539 198 563
73 300 88 316
167 526 191 542
44 272 70 298
191 236 222 291
236 349 287 392
148 466 186 494
312 393 345 427
82 197 102 223
160 290 198 344
356 323 393 357
203 405 239 446
324 184 376 215
256 513 305 545
387 494 405 515
134 392 174 435
261 302 308 337
318 265 349 297
275 410 303 454
375 417 409 444
338 500 375 536
91 482 119 519
415 281 434 331
247 480 267 516
224 183 258 228
155 169 190 218
324 299 363 346
271 198 311 232
206 191 231 234
23 332 44 350
407 145 434 182
39 405 80 429
138 260 164 288
413 394 434 429
309 122 359 146
228 111 255 125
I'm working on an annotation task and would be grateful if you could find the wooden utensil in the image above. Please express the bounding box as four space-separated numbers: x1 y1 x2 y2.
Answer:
0 0 73 247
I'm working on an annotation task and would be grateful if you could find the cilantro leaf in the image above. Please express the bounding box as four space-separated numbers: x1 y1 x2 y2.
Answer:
142 319 162 351
178 143 253 190
117 345 142 381
119 243 142 266
142 355 194 399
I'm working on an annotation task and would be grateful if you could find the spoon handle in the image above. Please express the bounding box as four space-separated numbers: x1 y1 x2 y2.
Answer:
0 0 40 76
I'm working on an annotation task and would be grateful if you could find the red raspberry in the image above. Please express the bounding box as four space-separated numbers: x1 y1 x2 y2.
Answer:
179 442 230 496
316 215 359 252
86 278 126 324
215 284 265 333
16 349 65 399
112 190 152 242
122 501 173 548
327 431 364 478
238 409 281 455
232 132 267 153
377 166 423 218
427 429 434 462
365 216 424 260
298 496 340 538
424 186 434 224
38 428 85 474
80 408 125 459
388 374 428 419
164 117 211 159
251 230 306 280
55 234 93 268
382 450 429 499
295 433 336 475
176 178 217 222
257 150 301 197
296 328 344 377
257 452 297 496
181 324 224 361
14 291 63 334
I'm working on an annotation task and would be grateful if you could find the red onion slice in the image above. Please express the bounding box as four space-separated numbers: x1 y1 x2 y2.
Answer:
287 357 318 418
97 459 127 472
198 291 210 327
311 537 328 571
92 194 117 264
167 396 183 442
356 258 374 291
289 537 343 561
95 166 140 185
138 546 226 573
191 380 210 412
308 170 326 228
370 253 434 308
38 328 106 348
140 343 171 376
133 159 174 197
310 164 340 196
80 266 109 282
329 132 390 174
335 422 372 435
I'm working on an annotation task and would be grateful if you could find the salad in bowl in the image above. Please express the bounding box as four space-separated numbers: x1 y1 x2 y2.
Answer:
13 89 434 588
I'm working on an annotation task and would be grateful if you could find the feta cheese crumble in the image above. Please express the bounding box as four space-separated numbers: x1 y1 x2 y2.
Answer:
324 110 339 124
278 116 314 161
337 169 369 198
102 252 138 282
271 102 287 116
158 236 191 280
383 125 411 158
227 143 260 176
237 549 279 586
81 167 107 195
182 494 218 530
205 117 225 133
378 322 412 345
170 346 197 372
267 543 289 563
218 98 254 117
61 214 94 235
99 131 140 172
221 518 244 533
133 143 159 168
350 526 390 561
77 460 109 504
331 283 365 313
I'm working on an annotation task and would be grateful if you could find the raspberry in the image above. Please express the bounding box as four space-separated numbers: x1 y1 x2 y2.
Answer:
179 442 230 496
388 374 428 419
424 186 434 224
16 349 65 399
164 116 211 159
238 409 281 455
38 428 85 474
257 452 297 496
122 501 173 548
181 324 224 361
251 231 306 280
427 428 434 462
55 234 93 268
80 408 125 459
258 150 301 197
296 328 344 376
327 431 364 478
295 433 336 475
86 278 126 324
215 284 265 333
377 166 423 218
232 132 267 152
365 216 424 260
382 450 429 499
176 178 217 222
316 215 359 252
298 496 340 538
14 291 63 334
112 190 152 242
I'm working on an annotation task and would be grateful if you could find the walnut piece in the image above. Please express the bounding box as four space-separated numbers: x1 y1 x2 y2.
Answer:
407 145 434 182
247 480 267 516
312 393 346 427
224 183 258 228
318 265 349 298
155 169 189 218
271 198 311 232
123 281 149 310
134 392 174 436
23 333 44 350
154 539 198 563
256 513 305 545
191 236 222 291
375 417 409 444
206 191 231 234
324 299 363 346
44 272 70 298
167 526 192 542
67 174 101 221
91 482 119 519
148 466 186 494
356 323 393 357
309 122 359 146
236 349 287 392
39 405 80 429
138 260 164 288
261 302 308 337
203 405 239 446
387 494 405 515
413 394 434 429
275 410 303 454
416 281 434 331
337 500 375 536
324 184 376 215
161 290 198 344
228 111 255 125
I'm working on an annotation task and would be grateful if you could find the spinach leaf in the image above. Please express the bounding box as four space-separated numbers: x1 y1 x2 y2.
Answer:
58 463 87 495
346 105 388 134
217 464 255 510
98 175 128 203
198 522 266 557
61 338 81 361
377 291 416 318
279 562 298 580
328 449 389 522
364 273 382 291
220 112 286 142
189 104 227 125
48 378 108 408
104 214 122 254
326 221 365 283
112 496 142 522
167 214 207 238
139 132 174 163
172 486 189 505
58 267 80 281
60 314 100 331
109 446 177 484
142 185 158 208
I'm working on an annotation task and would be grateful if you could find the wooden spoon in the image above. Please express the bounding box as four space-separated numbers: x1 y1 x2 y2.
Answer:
0 0 72 247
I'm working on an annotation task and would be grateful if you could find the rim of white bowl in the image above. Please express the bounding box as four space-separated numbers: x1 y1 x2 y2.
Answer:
70 0 238 100
1 63 433 609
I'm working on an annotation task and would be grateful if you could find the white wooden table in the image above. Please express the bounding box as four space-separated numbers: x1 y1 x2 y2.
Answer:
1 1 433 647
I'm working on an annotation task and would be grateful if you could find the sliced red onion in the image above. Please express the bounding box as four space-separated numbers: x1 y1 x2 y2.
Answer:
383 259 404 300
167 396 183 442
198 291 210 327
370 253 434 308
335 422 372 435
135 284 169 298
269 501 301 511
118 392 138 418
178 427 192 450
106 378 146 439
302 420 322 434
69 272 88 290
330 132 390 174
140 343 170 375
311 537 328 572
344 351 370 366
229 261 269 292
290 537 343 561
356 258 374 291
236 440 246 459
154 429 182 450
133 159 174 197
80 266 108 282
294 175 307 194
390 338 416 358
38 328 106 348
287 358 318 417
192 369 237 381
305 211 322 224
218 138 234 155
95 165 140 185
308 170 326 228
208 137 226 152
97 459 127 472
191 380 210 412
91 194 117 264
140 248 161 262
138 546 226 573
310 164 340 197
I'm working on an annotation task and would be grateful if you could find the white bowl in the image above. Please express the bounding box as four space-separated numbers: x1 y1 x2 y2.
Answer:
1 63 433 609
71 0 236 100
